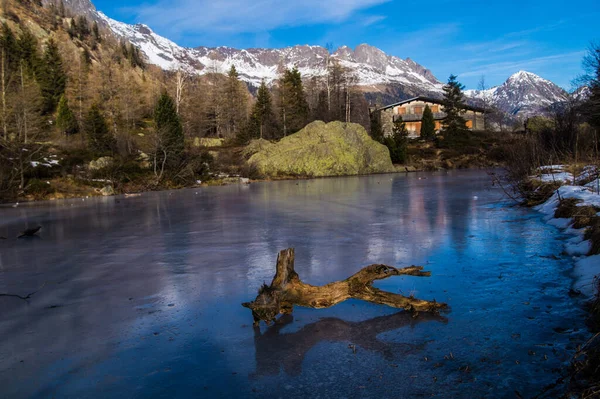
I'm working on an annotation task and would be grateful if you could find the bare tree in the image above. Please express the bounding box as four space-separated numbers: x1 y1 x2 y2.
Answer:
477 75 492 129
175 68 188 115
1 46 7 140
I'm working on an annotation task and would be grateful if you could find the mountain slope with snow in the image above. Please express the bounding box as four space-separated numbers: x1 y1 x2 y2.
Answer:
97 11 443 93
466 71 569 116
57 0 574 116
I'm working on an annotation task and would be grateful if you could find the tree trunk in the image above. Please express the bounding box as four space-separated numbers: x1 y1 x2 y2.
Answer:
20 62 27 144
2 47 7 140
243 248 447 325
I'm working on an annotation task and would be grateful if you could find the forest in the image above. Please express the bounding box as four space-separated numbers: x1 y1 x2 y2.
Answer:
0 0 373 201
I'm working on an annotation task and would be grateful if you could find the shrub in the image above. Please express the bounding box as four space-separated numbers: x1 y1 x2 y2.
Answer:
25 178 55 200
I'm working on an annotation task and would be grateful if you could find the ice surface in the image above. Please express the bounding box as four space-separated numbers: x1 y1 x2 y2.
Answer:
0 171 588 398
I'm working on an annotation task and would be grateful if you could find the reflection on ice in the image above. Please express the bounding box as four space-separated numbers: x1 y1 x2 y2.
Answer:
252 312 447 377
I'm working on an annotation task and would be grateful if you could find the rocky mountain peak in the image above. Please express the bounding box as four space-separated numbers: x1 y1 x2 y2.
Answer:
466 70 569 116
66 0 574 116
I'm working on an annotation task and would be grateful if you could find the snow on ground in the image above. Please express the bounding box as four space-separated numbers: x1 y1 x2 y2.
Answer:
574 255 600 296
530 165 574 184
534 172 574 184
30 158 61 168
535 171 600 297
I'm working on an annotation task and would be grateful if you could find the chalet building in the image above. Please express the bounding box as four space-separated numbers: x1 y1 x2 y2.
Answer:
377 96 485 138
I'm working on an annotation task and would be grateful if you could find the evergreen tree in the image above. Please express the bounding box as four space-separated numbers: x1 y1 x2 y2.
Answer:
1 23 20 75
369 109 384 143
154 92 184 166
245 80 275 140
125 44 145 69
84 105 114 153
385 117 408 164
221 65 248 137
76 16 90 40
17 28 40 77
92 21 101 43
39 38 66 114
81 47 92 68
56 95 78 135
441 74 468 137
420 104 436 141
278 67 308 136
68 19 76 39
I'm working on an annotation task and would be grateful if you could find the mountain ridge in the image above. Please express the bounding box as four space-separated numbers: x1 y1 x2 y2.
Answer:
56 0 573 117
465 70 569 116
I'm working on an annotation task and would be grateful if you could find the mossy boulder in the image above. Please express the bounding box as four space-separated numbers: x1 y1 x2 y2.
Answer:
247 121 394 177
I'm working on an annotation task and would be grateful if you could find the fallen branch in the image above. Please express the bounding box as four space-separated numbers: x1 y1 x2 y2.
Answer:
0 282 46 302
243 248 447 325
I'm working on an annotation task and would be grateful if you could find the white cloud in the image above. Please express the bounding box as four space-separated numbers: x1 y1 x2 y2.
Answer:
458 51 586 79
126 0 390 37
361 15 386 27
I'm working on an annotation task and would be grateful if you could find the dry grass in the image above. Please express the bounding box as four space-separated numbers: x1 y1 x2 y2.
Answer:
517 180 562 207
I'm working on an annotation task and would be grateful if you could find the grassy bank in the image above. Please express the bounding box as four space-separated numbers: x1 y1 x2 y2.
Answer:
404 130 512 171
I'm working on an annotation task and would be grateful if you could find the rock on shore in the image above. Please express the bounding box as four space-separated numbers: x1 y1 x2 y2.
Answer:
247 121 394 177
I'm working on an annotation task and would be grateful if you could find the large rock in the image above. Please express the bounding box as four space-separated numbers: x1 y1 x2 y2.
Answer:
89 157 114 171
248 121 394 177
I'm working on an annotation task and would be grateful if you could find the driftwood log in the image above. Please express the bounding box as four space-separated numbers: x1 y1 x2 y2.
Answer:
243 248 447 325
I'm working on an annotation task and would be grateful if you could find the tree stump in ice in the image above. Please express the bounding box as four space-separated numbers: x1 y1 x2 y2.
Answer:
243 248 447 325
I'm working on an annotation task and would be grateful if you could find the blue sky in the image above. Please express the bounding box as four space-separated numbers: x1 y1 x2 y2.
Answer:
94 0 599 90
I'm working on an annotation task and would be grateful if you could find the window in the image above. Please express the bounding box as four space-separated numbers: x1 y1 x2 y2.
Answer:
415 121 422 133
414 106 423 114
466 120 473 129
431 105 439 113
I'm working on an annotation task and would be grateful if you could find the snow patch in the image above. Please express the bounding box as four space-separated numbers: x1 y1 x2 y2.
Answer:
535 168 600 298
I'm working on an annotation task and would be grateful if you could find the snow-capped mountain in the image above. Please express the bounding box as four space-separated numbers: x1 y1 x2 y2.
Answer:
572 86 591 101
96 12 443 94
56 0 574 115
466 71 569 116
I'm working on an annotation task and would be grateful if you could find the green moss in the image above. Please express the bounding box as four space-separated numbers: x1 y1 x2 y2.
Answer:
248 121 394 177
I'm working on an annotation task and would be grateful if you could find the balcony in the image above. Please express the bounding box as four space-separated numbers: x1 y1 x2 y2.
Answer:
394 112 447 122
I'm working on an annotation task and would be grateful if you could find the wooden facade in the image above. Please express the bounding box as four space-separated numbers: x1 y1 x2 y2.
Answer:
377 96 485 138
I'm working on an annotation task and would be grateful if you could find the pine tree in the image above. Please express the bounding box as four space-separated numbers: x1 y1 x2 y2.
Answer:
221 65 248 138
68 19 77 39
92 21 101 43
154 92 184 167
39 38 66 114
385 117 408 164
81 47 92 68
18 28 40 77
278 67 308 136
421 105 436 141
1 24 20 72
76 16 90 40
441 74 468 137
245 80 275 140
369 109 383 143
56 95 78 135
84 105 114 154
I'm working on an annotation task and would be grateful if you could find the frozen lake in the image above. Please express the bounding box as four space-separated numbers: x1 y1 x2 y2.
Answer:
0 170 588 398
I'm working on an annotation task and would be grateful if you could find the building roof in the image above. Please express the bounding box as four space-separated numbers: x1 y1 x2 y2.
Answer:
378 96 485 113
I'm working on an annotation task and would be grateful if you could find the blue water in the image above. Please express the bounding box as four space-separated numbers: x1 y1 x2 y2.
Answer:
0 170 588 398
